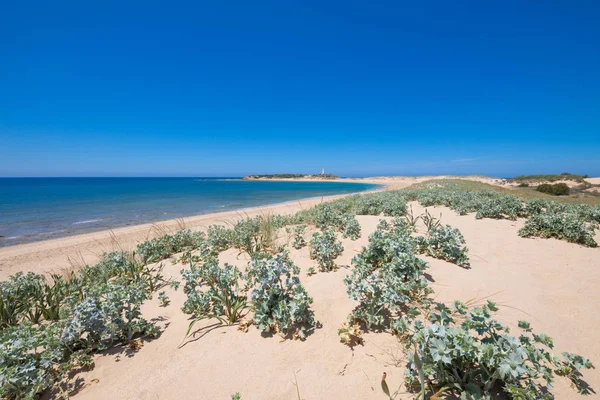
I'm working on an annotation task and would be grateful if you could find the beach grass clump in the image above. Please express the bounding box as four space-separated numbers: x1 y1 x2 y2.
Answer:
417 225 470 267
180 258 248 338
537 183 570 196
84 251 166 292
309 228 344 272
518 212 598 247
0 272 50 328
246 252 314 339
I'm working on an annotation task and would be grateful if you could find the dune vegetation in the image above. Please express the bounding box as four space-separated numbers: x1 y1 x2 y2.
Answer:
1 180 598 399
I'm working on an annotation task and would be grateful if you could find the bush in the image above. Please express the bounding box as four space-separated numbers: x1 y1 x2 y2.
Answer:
181 259 247 336
206 225 234 252
518 212 597 247
475 195 526 220
536 183 570 196
288 225 307 249
340 214 361 240
400 301 594 399
0 247 167 398
309 228 344 272
62 282 157 350
517 182 529 187
343 224 430 329
246 252 314 339
0 322 67 400
311 203 342 229
232 217 271 256
136 230 204 263
417 225 470 267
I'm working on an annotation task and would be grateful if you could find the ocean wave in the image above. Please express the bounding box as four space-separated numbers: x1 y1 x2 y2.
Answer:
73 219 103 225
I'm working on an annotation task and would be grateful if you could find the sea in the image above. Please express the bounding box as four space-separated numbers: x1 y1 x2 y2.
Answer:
0 178 378 246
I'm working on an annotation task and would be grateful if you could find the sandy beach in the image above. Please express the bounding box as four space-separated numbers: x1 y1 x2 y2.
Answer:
2 176 599 400
4 4 599 398
59 202 600 399
0 176 503 278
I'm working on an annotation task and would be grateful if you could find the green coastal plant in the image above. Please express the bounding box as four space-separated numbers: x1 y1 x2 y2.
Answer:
158 291 170 307
181 259 248 338
404 205 420 231
246 252 314 339
340 214 361 240
136 229 205 264
417 225 470 267
398 301 594 399
519 212 598 247
206 225 235 252
537 183 571 196
343 223 430 329
421 209 441 231
309 228 344 272
289 225 307 249
231 215 279 256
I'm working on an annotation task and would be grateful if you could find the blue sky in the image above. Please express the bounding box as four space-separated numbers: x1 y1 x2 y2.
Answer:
1 1 599 177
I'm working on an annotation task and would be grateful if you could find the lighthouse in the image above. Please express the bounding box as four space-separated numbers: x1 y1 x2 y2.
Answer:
321 167 325 175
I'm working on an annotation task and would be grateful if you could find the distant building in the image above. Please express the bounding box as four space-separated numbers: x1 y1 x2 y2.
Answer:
321 167 325 175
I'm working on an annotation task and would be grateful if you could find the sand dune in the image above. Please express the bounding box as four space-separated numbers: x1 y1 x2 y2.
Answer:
3 178 599 399
54 204 600 399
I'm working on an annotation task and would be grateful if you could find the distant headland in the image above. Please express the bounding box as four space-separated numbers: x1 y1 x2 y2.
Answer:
242 173 340 180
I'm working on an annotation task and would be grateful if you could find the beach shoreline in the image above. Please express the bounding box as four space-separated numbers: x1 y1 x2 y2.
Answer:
0 180 393 279
0 175 509 278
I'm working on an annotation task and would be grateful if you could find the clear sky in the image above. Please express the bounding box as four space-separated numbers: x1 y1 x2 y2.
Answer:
1 1 599 178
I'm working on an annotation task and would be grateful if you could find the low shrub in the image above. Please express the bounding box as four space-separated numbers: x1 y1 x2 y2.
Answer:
343 224 429 329
340 214 361 240
475 195 526 220
309 228 344 272
137 229 204 264
288 225 307 249
181 259 247 337
62 282 157 350
399 301 594 399
0 322 69 400
246 252 314 339
417 225 470 267
232 217 270 256
519 212 597 247
536 183 570 196
206 225 234 252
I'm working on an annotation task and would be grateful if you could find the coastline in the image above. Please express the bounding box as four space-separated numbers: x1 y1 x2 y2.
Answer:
0 180 390 279
0 175 510 279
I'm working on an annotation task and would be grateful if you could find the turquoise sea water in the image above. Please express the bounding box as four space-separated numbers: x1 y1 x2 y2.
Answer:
0 178 378 246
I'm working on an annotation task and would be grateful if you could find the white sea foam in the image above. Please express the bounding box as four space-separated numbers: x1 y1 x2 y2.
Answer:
73 219 102 225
